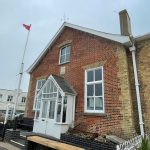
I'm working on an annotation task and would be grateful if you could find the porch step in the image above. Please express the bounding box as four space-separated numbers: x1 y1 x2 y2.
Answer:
10 138 26 149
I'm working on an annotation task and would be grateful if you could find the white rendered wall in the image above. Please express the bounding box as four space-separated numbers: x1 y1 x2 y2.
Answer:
0 89 27 112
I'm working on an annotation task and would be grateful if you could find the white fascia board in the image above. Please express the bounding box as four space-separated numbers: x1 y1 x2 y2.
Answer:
65 23 131 44
135 33 150 42
27 22 131 73
27 23 66 73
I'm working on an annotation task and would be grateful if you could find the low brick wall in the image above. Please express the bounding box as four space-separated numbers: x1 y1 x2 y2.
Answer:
61 134 116 150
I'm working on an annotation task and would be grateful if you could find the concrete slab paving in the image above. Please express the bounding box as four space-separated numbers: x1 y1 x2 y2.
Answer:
0 142 21 150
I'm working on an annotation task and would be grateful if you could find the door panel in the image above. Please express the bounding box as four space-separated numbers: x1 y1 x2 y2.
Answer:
38 100 49 134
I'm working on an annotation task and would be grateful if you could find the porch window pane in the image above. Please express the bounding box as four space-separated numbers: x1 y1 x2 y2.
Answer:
42 101 48 118
62 96 67 123
36 101 41 109
56 97 62 122
49 101 55 119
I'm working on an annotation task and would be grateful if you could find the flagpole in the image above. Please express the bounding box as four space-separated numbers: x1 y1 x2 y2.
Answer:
12 25 31 120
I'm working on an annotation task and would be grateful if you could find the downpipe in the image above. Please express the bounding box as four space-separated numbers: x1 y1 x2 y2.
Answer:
129 45 144 137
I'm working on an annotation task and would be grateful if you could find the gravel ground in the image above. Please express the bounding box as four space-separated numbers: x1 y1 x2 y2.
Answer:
0 142 21 150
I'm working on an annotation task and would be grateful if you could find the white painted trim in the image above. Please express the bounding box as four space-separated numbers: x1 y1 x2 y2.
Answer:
129 45 144 137
84 66 105 114
135 33 150 42
72 95 76 127
27 22 131 73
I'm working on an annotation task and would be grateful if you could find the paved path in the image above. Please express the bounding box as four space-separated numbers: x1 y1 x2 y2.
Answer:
0 142 21 150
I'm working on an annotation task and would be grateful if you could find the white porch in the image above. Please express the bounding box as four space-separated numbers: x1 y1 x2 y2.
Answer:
33 75 76 139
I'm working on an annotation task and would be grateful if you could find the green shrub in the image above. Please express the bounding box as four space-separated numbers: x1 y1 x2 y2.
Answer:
138 137 150 150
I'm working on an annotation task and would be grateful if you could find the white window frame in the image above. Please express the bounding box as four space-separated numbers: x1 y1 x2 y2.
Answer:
84 66 105 113
59 45 71 64
33 79 46 110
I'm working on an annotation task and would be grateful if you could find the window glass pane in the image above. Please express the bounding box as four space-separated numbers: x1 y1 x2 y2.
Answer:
49 93 57 98
42 101 48 118
42 80 46 86
95 97 103 110
43 94 49 98
50 81 54 92
60 55 65 64
56 104 61 122
37 81 41 89
66 46 70 54
36 101 41 109
87 97 94 110
35 111 40 119
53 84 57 92
95 83 102 96
56 94 62 122
87 71 94 82
46 81 50 93
62 96 67 123
49 101 55 119
58 92 62 99
37 80 45 90
95 69 102 81
37 93 42 99
87 85 94 96
43 86 47 93
61 47 66 55
66 54 70 62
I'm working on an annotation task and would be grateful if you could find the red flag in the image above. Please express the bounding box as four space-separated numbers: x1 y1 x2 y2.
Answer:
23 24 31 31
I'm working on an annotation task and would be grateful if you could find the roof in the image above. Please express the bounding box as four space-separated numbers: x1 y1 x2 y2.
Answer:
52 75 76 95
37 75 76 96
27 22 132 73
135 33 150 42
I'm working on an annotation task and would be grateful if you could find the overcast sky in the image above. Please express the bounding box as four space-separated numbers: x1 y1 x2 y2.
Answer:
0 0 150 92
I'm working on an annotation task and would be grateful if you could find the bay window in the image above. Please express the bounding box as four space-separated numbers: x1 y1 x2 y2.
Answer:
34 79 46 110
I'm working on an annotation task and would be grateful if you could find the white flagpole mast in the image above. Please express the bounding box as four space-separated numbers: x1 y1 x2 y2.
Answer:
12 24 31 120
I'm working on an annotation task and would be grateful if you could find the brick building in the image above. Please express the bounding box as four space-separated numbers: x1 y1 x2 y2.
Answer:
25 10 150 139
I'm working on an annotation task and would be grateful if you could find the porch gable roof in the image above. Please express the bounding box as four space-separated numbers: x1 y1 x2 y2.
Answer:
52 75 76 96
37 75 76 97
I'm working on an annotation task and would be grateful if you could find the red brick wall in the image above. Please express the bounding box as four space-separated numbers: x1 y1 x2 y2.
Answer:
26 27 134 137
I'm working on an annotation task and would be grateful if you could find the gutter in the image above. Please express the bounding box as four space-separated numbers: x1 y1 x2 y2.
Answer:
129 44 144 137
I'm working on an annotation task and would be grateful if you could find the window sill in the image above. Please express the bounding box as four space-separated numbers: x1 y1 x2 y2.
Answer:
34 119 39 122
58 61 70 66
83 112 106 117
55 122 68 125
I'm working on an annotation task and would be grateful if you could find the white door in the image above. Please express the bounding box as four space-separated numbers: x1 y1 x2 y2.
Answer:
39 99 56 135
39 100 49 134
